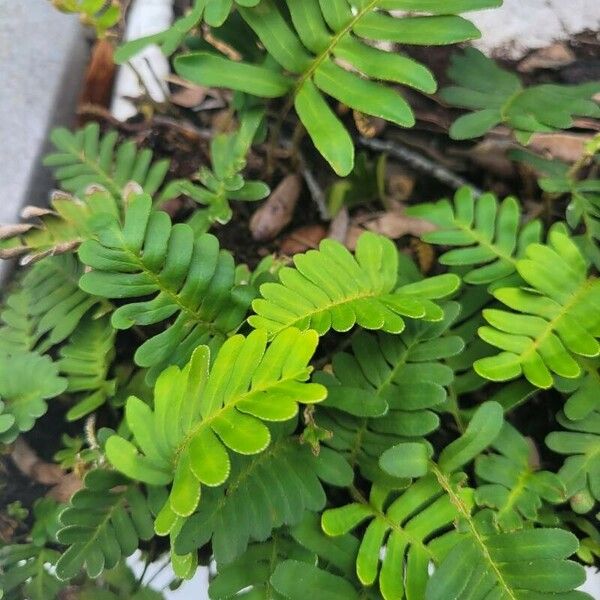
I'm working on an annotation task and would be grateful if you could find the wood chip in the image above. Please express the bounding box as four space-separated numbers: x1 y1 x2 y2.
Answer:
250 174 302 242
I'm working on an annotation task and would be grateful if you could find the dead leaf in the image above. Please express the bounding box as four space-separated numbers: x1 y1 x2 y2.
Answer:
411 239 435 274
0 224 35 240
279 224 327 255
518 43 576 73
529 132 592 163
363 211 437 239
353 111 386 138
78 39 116 124
250 174 302 242
344 225 366 251
170 85 207 108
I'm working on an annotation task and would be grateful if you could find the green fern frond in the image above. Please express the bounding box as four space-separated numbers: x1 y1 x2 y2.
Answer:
174 421 348 565
249 232 460 337
55 469 155 580
474 230 600 388
557 359 600 421
58 316 117 421
475 422 566 530
546 410 600 515
160 108 269 227
105 328 326 522
0 351 67 444
314 302 462 484
407 187 542 286
52 0 120 37
0 190 120 263
442 48 600 142
0 544 64 600
78 193 255 382
44 123 170 202
0 255 107 354
174 0 499 174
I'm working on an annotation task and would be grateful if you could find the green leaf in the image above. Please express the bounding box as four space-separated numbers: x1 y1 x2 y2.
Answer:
249 232 460 337
379 442 430 478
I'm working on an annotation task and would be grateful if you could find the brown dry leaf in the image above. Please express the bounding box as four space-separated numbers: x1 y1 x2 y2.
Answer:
250 174 302 242
279 224 327 255
411 239 435 274
518 43 576 73
387 165 416 203
11 438 82 503
529 133 592 163
344 225 367 251
353 111 386 138
170 86 207 108
363 211 437 239
78 39 116 124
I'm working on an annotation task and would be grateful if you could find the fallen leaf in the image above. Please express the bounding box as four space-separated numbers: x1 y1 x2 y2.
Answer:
363 211 437 239
529 132 592 163
353 111 386 138
250 174 302 242
518 43 576 73
170 85 207 108
411 238 435 274
78 39 116 124
279 224 327 255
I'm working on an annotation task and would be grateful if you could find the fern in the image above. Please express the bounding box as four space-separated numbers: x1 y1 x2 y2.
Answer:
475 422 565 530
52 0 120 37
0 255 107 353
315 302 463 484
0 190 120 262
248 232 460 336
174 422 349 565
0 351 67 444
159 108 269 228
105 328 325 521
58 315 117 421
0 544 64 600
78 193 255 382
174 0 500 174
558 359 600 421
441 48 600 142
474 230 600 388
546 409 600 515
407 187 542 286
55 469 155 580
44 123 170 202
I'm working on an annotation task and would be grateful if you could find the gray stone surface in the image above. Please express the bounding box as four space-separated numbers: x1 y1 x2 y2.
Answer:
0 0 88 281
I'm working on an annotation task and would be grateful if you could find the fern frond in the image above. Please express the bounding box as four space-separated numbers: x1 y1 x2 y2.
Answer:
0 190 120 263
407 187 542 286
546 409 600 515
79 193 255 382
174 0 499 174
315 302 462 484
557 359 600 421
0 545 63 600
44 123 170 201
442 48 600 142
160 108 269 227
58 316 117 421
321 402 503 599
52 0 120 37
248 232 460 337
474 230 600 388
0 351 67 443
55 469 155 580
0 255 107 354
475 422 565 530
105 329 326 521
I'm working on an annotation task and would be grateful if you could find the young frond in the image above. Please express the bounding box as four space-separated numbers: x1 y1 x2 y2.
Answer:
44 123 170 202
78 193 255 382
442 48 600 142
546 409 600 515
58 315 117 421
475 422 566 530
248 232 460 337
105 329 326 522
174 422 348 565
0 351 67 443
55 469 155 580
474 230 600 388
160 108 269 228
407 187 542 286
174 0 500 174
0 545 63 600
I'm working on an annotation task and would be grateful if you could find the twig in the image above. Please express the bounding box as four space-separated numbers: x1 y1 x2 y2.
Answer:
300 162 329 220
359 136 482 196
